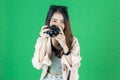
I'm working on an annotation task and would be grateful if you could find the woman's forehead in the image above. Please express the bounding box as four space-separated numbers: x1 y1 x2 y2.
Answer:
51 13 64 21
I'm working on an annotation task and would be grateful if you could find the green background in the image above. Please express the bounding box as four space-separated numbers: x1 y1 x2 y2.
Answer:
0 0 120 80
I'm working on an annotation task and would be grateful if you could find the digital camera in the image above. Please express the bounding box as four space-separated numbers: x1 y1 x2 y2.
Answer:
44 25 60 37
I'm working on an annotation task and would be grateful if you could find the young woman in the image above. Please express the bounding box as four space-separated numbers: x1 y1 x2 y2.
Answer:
32 5 82 80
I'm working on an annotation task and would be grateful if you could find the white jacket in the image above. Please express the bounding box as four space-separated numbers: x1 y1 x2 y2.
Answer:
32 36 82 80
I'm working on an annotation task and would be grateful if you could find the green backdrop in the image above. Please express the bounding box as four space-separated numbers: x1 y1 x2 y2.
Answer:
0 0 120 80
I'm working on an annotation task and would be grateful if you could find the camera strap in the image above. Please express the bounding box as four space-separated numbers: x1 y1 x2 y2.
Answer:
67 70 71 80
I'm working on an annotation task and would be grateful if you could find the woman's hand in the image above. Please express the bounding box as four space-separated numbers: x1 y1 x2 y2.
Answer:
40 25 50 40
54 27 69 53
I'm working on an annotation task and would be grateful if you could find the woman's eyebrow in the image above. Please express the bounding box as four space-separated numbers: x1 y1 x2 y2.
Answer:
52 18 64 22
51 18 57 20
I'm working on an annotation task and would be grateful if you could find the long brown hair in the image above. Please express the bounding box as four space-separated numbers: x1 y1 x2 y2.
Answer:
45 5 73 58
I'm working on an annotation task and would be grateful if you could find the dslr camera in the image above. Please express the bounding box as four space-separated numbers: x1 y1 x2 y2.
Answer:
44 25 60 37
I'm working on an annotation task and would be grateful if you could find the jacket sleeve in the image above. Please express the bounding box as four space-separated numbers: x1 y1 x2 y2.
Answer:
71 37 82 70
70 37 82 80
32 37 51 70
62 37 81 80
61 37 82 80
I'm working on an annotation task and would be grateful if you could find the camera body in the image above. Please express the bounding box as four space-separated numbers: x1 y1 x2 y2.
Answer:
44 25 60 37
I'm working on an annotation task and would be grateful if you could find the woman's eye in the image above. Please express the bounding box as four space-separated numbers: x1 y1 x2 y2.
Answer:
61 21 64 23
61 22 64 23
52 20 56 22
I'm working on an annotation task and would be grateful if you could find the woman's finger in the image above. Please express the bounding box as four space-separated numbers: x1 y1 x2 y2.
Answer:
41 25 48 30
59 27 64 35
